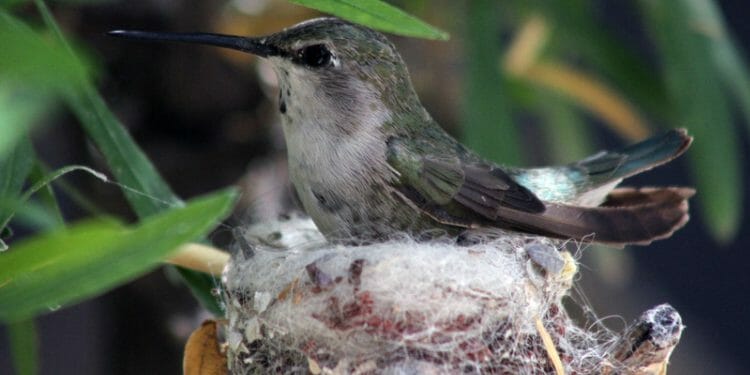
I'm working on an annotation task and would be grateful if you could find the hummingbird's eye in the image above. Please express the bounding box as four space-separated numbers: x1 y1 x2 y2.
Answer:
297 44 333 68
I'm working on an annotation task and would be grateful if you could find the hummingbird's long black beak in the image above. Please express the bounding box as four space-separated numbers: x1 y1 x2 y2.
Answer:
107 30 281 58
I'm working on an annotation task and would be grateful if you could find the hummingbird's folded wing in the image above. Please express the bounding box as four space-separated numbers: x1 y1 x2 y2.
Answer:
386 137 545 223
428 159 546 218
386 135 692 246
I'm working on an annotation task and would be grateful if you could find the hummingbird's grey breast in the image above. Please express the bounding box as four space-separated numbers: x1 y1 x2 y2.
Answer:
276 63 433 240
282 110 402 240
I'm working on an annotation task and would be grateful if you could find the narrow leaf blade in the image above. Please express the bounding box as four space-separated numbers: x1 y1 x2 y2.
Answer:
684 0 750 139
0 85 51 160
0 136 34 250
65 86 183 218
8 318 39 375
0 11 90 91
289 0 448 40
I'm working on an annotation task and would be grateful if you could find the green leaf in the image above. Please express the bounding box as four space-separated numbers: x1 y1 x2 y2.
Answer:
24 0 181 218
0 189 237 322
0 0 28 10
0 136 33 215
32 0 224 313
288 0 448 40
8 318 39 375
1 165 107 242
64 86 184 217
175 267 223 316
0 11 90 90
5 160 70 233
8 200 64 231
640 0 742 242
683 0 750 139
62 86 225 312
0 85 52 159
0 136 34 250
463 0 522 165
26 161 66 228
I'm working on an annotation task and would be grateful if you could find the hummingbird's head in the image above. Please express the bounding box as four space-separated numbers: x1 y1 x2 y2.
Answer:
109 18 425 136
261 18 421 133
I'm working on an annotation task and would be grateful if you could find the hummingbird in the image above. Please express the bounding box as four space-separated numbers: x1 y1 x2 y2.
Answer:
109 18 694 246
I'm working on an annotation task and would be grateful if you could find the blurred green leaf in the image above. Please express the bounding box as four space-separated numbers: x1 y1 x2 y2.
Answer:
174 266 223 315
9 200 64 231
640 0 742 242
684 0 750 136
463 0 522 165
63 86 225 313
0 137 33 214
40 165 105 218
8 318 39 375
0 0 26 10
5 161 70 233
289 0 448 40
0 11 90 90
64 87 184 217
27 161 66 228
32 0 225 314
26 0 180 218
0 165 106 239
0 86 52 159
0 136 34 250
0 189 237 322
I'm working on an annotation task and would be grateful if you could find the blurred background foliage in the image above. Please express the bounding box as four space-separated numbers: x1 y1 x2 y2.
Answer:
1 0 749 374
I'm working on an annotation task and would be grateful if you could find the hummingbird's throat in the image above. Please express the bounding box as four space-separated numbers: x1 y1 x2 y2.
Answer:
272 60 393 138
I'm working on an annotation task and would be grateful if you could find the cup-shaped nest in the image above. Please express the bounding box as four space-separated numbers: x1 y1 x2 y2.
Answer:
222 215 682 374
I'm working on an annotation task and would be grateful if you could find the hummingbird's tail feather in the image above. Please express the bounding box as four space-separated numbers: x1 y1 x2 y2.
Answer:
574 128 692 187
496 187 694 246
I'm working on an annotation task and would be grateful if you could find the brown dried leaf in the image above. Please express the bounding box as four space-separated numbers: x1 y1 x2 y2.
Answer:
183 320 227 375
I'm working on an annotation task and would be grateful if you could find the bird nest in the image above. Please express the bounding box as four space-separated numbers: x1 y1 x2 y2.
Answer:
221 215 682 374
